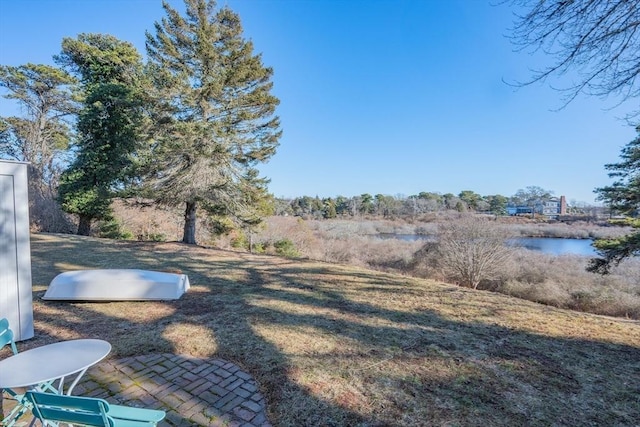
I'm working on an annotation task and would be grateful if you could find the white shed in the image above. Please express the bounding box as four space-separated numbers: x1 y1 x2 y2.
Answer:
0 160 34 341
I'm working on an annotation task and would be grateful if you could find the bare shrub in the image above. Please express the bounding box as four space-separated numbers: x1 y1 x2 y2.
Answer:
249 217 422 269
355 236 423 271
505 221 629 239
251 216 319 255
111 199 194 242
500 279 572 307
28 185 75 233
425 215 515 289
414 223 438 235
305 218 430 237
306 219 380 237
409 241 447 282
494 249 640 318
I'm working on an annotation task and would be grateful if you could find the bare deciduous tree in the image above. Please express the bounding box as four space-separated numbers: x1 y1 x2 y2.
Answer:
509 0 640 112
434 215 514 289
0 64 77 231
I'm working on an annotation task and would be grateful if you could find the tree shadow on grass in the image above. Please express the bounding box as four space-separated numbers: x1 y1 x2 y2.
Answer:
22 235 372 426
20 234 640 426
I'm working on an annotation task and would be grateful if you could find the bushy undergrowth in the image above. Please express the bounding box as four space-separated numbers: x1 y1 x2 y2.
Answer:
503 221 630 239
98 217 135 240
28 189 75 233
248 216 423 267
111 199 208 242
231 234 300 258
251 216 640 319
107 206 638 319
493 250 640 318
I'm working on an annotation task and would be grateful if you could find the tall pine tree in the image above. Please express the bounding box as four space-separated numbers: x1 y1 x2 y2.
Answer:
57 34 146 235
144 0 281 244
589 129 640 273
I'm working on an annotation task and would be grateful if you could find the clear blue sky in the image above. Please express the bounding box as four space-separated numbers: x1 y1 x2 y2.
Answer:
0 0 636 204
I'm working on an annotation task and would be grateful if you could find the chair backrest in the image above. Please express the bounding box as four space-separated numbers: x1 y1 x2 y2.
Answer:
26 391 114 427
0 318 18 355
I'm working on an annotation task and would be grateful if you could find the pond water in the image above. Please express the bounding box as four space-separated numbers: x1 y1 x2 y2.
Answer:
509 237 596 256
378 234 597 256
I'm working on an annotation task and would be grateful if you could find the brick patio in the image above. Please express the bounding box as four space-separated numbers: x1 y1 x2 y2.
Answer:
2 354 271 427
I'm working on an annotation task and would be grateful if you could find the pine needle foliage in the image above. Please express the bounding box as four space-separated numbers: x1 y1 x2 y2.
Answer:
590 129 640 273
144 0 281 244
56 34 146 235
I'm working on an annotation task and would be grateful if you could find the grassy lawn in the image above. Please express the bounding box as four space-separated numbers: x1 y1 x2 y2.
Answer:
12 233 640 426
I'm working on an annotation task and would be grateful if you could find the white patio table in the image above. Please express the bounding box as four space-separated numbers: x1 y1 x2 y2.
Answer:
0 339 111 426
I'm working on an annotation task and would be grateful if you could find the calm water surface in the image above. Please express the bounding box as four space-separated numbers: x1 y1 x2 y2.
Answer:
509 237 596 256
379 234 596 256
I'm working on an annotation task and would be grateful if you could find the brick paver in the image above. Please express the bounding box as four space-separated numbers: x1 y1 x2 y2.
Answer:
1 354 271 427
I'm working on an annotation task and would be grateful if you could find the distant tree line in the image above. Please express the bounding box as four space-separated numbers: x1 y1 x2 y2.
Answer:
274 186 600 220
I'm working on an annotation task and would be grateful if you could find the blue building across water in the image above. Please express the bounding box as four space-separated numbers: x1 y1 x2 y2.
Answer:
507 196 567 219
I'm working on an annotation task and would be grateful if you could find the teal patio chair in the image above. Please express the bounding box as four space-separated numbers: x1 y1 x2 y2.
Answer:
0 318 18 355
26 391 166 427
1 318 27 427
1 318 60 396
0 319 58 427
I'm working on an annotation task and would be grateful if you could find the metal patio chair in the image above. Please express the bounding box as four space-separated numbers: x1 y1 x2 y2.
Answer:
1 318 28 426
0 318 59 426
26 391 166 427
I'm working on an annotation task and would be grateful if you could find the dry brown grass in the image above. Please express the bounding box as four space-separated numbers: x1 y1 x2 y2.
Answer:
13 233 640 426
254 217 639 320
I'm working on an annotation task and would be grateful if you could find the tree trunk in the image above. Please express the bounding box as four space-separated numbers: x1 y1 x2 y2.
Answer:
77 215 92 236
182 201 197 244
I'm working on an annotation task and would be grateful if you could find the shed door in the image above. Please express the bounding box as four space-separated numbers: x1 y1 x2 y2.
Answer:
0 174 19 320
0 162 34 341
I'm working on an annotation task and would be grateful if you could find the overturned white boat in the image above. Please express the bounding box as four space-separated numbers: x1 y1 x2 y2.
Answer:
43 269 190 301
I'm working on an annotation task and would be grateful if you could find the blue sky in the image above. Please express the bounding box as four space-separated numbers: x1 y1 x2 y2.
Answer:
0 0 636 204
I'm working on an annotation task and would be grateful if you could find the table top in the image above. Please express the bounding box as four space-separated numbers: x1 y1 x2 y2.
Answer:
0 339 111 389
